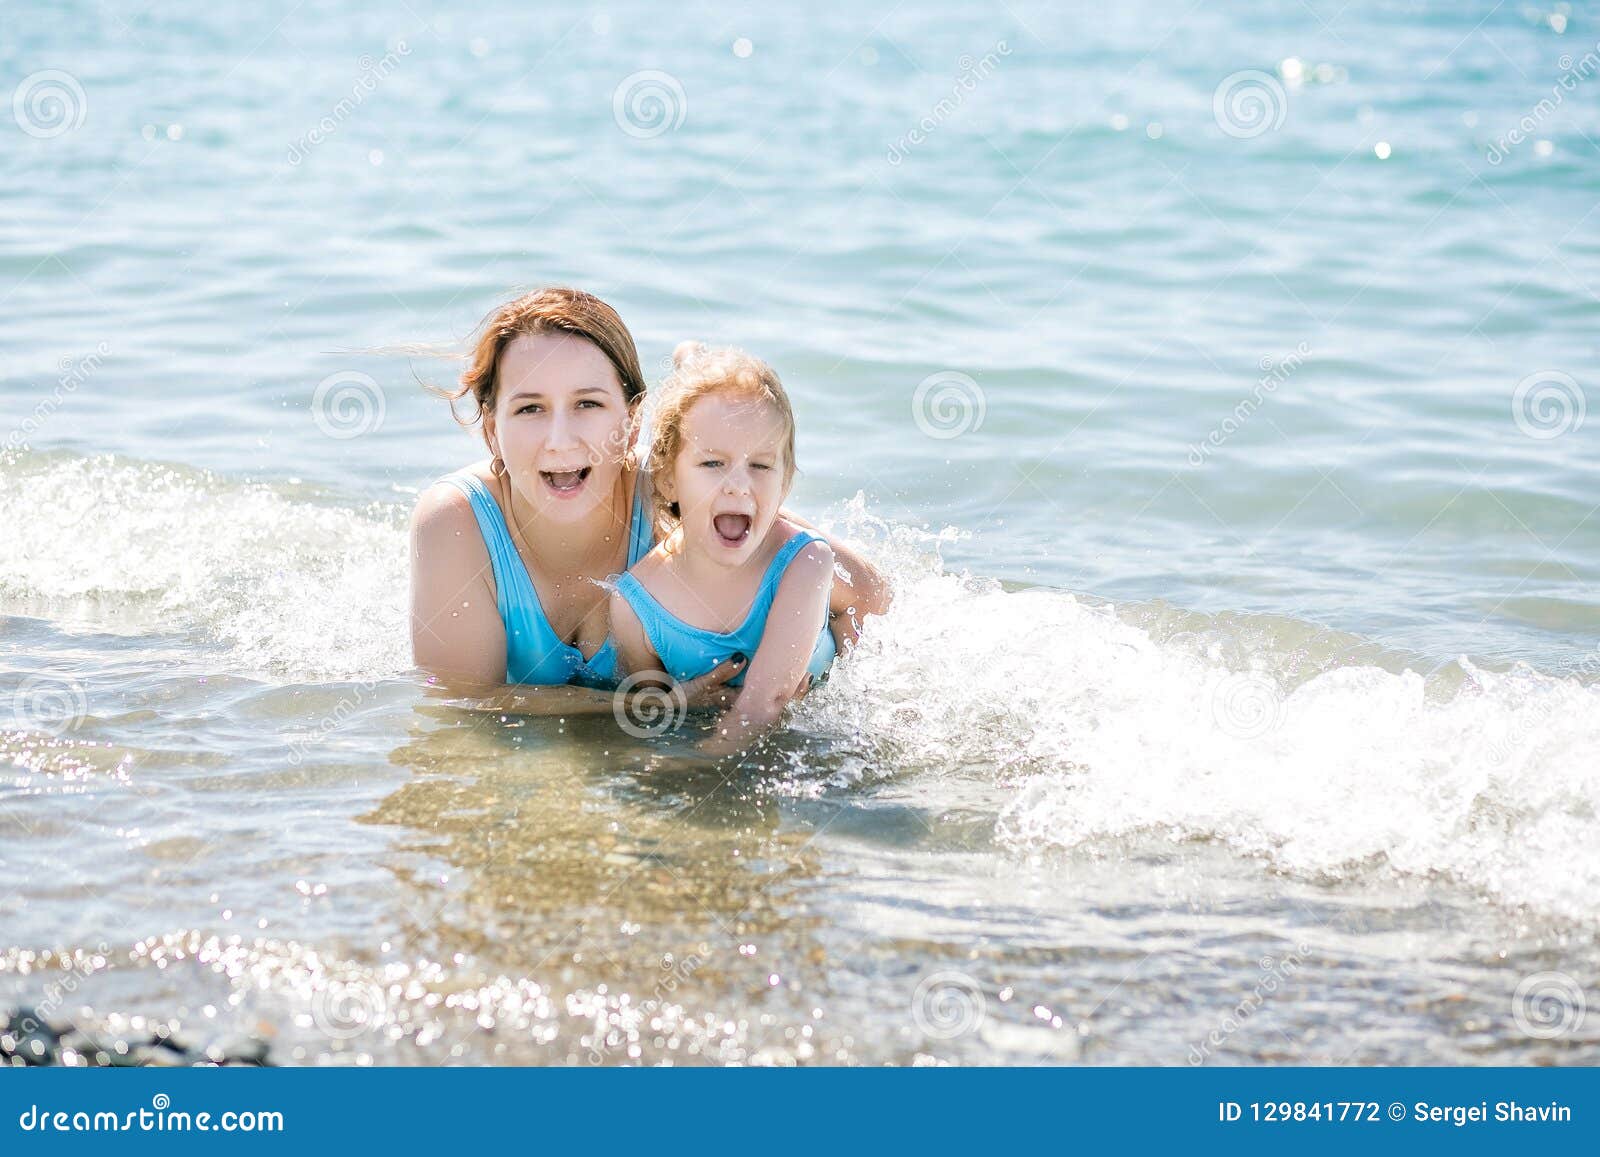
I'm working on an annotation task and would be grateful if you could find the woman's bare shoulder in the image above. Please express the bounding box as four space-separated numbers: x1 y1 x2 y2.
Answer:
413 463 491 527
411 466 495 574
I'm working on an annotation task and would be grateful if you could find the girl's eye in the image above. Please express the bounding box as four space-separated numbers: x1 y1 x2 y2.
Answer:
516 404 543 415
577 399 603 409
751 463 772 471
700 459 723 469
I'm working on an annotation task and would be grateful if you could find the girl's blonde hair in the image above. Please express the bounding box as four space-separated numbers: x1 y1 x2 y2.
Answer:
647 344 797 534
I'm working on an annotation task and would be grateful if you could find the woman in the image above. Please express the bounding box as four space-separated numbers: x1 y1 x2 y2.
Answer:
410 287 890 712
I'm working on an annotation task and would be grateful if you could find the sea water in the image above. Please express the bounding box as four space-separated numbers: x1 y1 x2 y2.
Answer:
2 0 1598 1063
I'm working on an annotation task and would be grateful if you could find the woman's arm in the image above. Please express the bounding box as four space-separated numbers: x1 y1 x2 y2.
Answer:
410 482 507 686
776 507 892 651
608 588 661 681
699 539 833 756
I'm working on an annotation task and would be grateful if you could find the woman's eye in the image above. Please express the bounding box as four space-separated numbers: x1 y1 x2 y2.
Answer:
700 459 723 469
577 399 602 409
516 404 543 415
751 463 772 471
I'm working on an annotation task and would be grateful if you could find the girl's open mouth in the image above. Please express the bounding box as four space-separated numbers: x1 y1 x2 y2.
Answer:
539 467 591 496
713 513 752 546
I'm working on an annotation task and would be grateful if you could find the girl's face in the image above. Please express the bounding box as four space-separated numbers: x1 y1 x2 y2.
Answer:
485 332 635 525
666 392 791 567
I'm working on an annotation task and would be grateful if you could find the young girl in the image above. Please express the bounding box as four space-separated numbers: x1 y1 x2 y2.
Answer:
609 345 836 754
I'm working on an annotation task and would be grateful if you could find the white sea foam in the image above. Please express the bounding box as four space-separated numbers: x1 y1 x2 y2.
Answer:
812 497 1600 926
6 455 1599 925
0 451 410 680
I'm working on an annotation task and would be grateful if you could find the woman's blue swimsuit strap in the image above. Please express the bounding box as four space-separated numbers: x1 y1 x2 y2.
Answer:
440 467 655 687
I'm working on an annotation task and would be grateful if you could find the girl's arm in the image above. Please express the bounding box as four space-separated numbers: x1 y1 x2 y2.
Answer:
775 507 892 651
699 539 834 756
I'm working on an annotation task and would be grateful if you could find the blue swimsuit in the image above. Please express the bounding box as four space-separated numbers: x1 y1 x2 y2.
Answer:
441 469 655 687
612 530 836 687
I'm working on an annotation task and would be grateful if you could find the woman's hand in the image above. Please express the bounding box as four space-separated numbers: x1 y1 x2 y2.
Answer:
676 654 746 709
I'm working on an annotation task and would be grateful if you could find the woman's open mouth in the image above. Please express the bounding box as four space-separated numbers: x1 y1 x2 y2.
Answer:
713 512 752 547
539 467 591 496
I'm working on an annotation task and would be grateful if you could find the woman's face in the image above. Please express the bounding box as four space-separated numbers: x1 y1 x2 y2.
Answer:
485 332 635 526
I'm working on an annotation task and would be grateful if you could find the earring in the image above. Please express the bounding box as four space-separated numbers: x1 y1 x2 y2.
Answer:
490 455 507 478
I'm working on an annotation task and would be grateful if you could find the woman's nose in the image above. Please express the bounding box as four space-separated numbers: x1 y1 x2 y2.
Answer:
545 409 580 450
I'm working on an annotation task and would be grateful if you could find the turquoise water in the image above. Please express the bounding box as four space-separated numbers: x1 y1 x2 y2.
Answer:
3 1 1599 1064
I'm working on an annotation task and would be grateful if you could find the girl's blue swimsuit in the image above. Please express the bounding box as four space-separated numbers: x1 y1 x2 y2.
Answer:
441 468 655 687
612 529 836 687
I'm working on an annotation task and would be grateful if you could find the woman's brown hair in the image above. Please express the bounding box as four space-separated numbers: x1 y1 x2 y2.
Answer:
445 287 647 422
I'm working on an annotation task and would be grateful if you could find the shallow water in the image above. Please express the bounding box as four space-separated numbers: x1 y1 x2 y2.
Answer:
3 0 1599 1063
